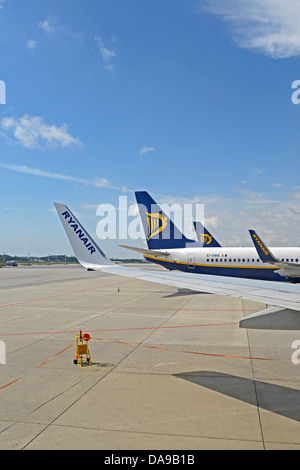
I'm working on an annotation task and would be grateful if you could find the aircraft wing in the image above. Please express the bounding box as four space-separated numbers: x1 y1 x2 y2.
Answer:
54 203 300 330
249 229 300 278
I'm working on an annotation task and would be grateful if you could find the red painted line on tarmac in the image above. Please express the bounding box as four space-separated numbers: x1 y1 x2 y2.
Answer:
0 342 75 391
93 337 295 362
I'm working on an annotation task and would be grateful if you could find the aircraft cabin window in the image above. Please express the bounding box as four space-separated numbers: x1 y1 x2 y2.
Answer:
242 259 245 262
233 259 236 262
296 259 299 262
206 259 209 262
252 259 254 262
291 259 294 262
286 259 289 262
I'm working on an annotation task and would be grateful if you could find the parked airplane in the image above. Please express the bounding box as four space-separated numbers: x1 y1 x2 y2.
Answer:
122 191 300 283
54 202 300 329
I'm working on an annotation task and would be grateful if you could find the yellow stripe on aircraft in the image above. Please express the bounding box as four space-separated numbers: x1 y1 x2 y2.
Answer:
144 255 279 270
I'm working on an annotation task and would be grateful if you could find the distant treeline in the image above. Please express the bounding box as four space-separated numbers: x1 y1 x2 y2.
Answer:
1 254 148 264
1 254 79 264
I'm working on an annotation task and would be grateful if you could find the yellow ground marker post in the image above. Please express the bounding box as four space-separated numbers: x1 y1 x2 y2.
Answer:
73 331 92 366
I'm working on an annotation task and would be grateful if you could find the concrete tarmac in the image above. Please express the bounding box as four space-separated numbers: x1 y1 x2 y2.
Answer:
0 264 300 450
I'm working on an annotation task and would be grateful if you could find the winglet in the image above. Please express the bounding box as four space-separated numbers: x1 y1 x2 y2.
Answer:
249 229 279 264
54 203 114 269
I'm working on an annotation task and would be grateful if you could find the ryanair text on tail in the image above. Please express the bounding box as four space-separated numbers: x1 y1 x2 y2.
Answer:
251 233 269 256
62 210 96 255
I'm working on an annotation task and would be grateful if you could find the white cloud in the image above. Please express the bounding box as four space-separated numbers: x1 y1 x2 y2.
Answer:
204 216 220 229
158 189 300 246
201 0 300 58
95 36 117 71
26 39 37 50
1 115 82 149
289 189 300 200
139 146 156 155
251 167 265 176
0 164 132 192
38 19 56 35
1 164 86 182
93 177 111 188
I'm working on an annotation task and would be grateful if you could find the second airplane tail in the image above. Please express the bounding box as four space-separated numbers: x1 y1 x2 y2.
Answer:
193 221 221 248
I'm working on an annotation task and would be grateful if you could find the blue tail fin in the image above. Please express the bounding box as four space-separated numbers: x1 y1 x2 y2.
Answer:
193 221 221 248
135 191 197 250
249 230 279 264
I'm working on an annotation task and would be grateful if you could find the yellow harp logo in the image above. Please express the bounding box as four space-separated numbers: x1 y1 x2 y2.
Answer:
147 212 168 241
199 233 212 245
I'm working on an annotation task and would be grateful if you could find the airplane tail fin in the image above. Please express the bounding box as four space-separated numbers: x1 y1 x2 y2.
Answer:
135 191 196 250
249 230 279 264
193 221 221 248
54 203 113 269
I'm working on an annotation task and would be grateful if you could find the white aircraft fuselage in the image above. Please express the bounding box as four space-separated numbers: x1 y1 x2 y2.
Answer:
144 246 300 282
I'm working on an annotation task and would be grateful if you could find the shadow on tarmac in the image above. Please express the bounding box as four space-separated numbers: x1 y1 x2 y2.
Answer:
175 370 300 422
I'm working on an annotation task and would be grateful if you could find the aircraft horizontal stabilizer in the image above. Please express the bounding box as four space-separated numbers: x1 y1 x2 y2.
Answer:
119 245 170 258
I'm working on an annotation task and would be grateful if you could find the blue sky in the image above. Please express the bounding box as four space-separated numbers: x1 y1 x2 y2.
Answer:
1 0 300 257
